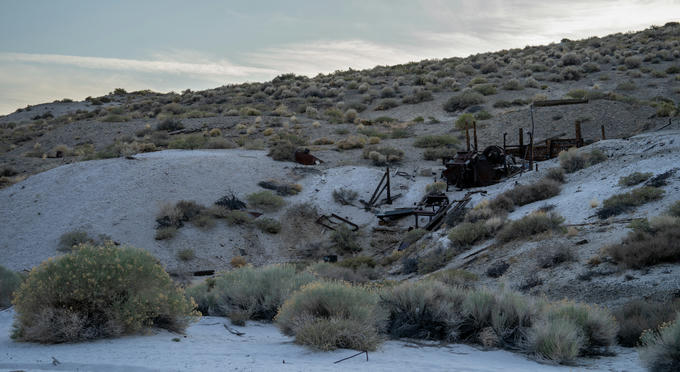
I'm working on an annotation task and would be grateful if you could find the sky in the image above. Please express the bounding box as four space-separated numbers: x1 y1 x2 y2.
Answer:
1 0 679 115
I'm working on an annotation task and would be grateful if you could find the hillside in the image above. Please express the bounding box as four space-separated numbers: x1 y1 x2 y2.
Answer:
1 22 680 371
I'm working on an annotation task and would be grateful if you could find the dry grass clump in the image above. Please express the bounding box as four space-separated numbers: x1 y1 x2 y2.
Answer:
275 281 386 351
362 146 404 165
544 167 566 183
618 172 653 187
558 148 607 173
527 317 583 364
639 313 680 372
336 135 367 150
423 146 458 160
536 244 575 269
443 90 485 112
220 210 254 225
332 188 358 206
156 118 184 131
12 243 198 343
257 179 302 196
413 134 459 148
597 186 665 219
187 264 314 324
425 181 447 194
496 212 565 243
614 299 680 347
177 248 195 261
267 140 297 161
604 216 680 268
230 256 247 268
448 221 493 247
501 179 562 207
254 217 281 234
246 191 285 211
1 265 22 309
428 269 478 287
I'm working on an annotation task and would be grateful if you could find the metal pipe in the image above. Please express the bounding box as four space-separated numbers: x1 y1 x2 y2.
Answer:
473 121 478 151
465 123 471 152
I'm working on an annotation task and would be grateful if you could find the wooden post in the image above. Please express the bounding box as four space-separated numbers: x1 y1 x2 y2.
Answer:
575 120 582 146
465 123 471 152
601 125 606 140
518 128 524 158
473 121 478 151
529 131 534 171
386 167 391 204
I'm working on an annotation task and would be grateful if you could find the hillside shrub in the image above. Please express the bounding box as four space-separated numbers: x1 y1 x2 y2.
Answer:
57 230 93 252
597 186 665 219
156 119 184 131
618 172 653 187
413 135 459 148
268 140 297 161
380 280 465 341
455 113 475 130
527 317 583 364
255 217 281 234
423 147 458 160
448 221 490 247
604 216 680 268
275 281 385 351
545 168 566 183
496 212 565 243
536 244 575 269
639 313 680 372
558 148 586 173
246 191 285 211
547 301 618 350
1 265 22 308
12 244 198 343
330 225 361 253
614 299 680 347
501 179 561 207
473 84 497 96
443 91 485 112
363 146 404 165
187 264 314 324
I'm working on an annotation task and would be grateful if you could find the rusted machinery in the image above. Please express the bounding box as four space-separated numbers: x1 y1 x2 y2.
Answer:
376 191 479 231
441 145 519 189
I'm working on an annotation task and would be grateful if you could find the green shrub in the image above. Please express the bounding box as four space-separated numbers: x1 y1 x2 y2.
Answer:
12 244 198 343
267 140 297 161
473 84 497 96
155 226 177 240
496 212 564 243
443 91 485 112
639 313 680 372
527 317 583 364
1 265 22 308
156 118 184 132
255 217 281 234
413 135 459 148
380 280 465 341
239 106 261 116
246 191 285 211
177 248 195 261
604 216 680 268
169 134 207 149
222 210 254 225
305 262 374 284
187 264 314 324
275 281 385 351
375 99 399 110
546 301 618 350
668 201 680 218
501 179 561 207
597 186 665 219
330 225 361 253
614 299 680 347
587 149 607 165
474 110 492 120
455 113 475 130
57 230 92 252
618 172 653 187
502 79 523 90
448 221 490 247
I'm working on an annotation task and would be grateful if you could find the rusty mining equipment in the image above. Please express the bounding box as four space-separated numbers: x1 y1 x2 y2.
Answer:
441 98 594 189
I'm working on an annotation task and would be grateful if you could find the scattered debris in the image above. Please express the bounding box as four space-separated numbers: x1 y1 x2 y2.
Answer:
334 350 368 364
193 270 215 277
224 324 245 336
360 167 400 210
644 168 677 187
316 214 359 232
215 193 247 210
294 149 323 165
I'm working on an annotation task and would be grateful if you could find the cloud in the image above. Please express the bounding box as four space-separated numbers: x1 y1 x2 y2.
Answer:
0 52 277 78
246 40 422 76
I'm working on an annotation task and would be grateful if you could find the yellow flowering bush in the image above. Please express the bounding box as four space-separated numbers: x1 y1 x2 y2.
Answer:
11 243 199 343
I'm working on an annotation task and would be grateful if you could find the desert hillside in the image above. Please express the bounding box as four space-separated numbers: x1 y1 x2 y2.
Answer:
1 22 680 372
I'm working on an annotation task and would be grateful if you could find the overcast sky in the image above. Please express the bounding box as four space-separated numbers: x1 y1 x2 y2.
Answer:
1 0 678 115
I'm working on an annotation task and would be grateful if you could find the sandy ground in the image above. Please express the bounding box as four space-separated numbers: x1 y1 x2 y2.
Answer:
0 308 643 372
